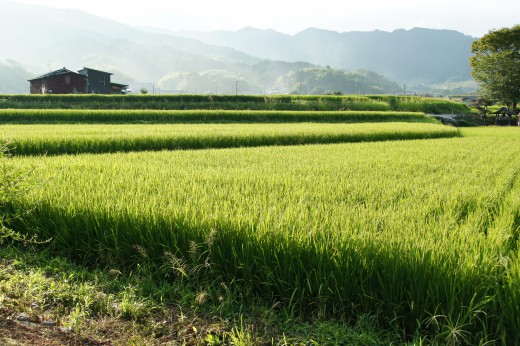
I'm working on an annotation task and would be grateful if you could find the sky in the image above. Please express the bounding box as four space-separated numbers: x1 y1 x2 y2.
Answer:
11 0 520 37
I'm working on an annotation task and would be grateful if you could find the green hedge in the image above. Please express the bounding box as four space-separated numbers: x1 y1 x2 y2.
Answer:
0 109 433 124
0 94 472 114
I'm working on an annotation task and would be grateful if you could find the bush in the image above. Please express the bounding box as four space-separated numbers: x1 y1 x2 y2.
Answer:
0 144 36 244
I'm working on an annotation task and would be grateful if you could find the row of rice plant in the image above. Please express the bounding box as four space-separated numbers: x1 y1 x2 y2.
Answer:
0 123 460 155
0 109 434 124
9 128 520 343
0 94 472 114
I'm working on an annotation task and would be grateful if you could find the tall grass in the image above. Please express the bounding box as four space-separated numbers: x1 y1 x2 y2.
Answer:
0 123 460 155
9 131 520 343
0 94 472 114
0 109 432 124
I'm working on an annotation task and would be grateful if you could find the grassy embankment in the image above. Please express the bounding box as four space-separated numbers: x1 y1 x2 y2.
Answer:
2 95 518 344
0 94 472 114
0 109 430 123
0 122 458 155
3 129 519 344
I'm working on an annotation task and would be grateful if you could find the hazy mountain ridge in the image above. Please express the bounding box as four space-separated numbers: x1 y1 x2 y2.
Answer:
0 1 473 94
0 2 259 79
175 27 476 85
0 60 34 94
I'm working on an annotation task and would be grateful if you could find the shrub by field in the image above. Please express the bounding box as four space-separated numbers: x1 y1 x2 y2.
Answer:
0 93 512 343
7 128 520 343
0 123 460 155
0 109 433 124
0 94 472 114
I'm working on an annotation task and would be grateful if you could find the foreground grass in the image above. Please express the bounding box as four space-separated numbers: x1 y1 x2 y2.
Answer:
0 109 432 124
0 122 459 155
0 245 404 345
0 94 472 114
4 128 518 343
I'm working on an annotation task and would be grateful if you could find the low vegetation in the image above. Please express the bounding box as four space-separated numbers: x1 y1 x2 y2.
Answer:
0 109 433 124
0 95 517 344
0 245 403 345
0 123 458 155
0 94 472 114
2 128 518 344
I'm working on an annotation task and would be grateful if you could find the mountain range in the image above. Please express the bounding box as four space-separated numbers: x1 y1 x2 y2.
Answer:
0 1 477 94
168 26 475 85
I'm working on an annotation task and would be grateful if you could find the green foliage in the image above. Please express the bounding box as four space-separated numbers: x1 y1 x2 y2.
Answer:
6 129 519 343
0 60 34 94
0 245 403 344
470 25 520 109
0 143 37 244
0 109 431 124
0 123 458 155
0 94 471 114
0 3 476 93
0 246 160 332
0 94 504 344
285 67 401 95
158 71 254 95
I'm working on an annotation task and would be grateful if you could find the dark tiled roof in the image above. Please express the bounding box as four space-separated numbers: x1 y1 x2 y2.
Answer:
28 67 81 81
78 67 113 75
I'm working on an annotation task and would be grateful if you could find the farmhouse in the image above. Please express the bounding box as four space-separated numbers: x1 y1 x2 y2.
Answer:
29 67 128 94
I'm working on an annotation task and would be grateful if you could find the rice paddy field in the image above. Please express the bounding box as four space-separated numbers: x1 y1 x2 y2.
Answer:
1 95 519 344
0 94 472 114
0 109 433 124
0 122 458 155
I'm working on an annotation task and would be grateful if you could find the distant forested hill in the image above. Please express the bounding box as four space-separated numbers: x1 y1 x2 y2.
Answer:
0 60 34 94
0 1 473 94
174 27 476 84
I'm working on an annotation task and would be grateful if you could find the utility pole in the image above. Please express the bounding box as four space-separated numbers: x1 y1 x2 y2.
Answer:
235 80 239 95
403 84 406 95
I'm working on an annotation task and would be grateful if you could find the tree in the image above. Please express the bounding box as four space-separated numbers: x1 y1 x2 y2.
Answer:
0 59 34 94
470 25 520 111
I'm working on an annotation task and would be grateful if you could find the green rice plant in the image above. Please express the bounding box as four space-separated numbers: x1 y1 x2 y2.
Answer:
0 109 432 124
0 94 471 113
369 95 472 114
501 251 520 342
0 142 39 244
6 128 520 342
0 123 460 155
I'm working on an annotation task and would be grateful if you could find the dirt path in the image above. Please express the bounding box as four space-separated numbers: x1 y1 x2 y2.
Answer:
0 318 109 346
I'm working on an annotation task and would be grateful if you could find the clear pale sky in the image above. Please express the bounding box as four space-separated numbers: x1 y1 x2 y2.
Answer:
12 0 520 37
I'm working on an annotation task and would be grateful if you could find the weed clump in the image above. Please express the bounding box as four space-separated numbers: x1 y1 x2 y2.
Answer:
0 144 39 245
